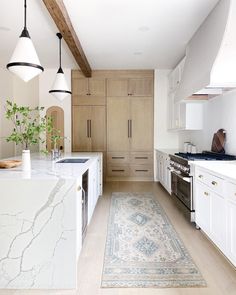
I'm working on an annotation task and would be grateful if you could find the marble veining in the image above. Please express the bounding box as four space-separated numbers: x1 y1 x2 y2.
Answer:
0 178 78 289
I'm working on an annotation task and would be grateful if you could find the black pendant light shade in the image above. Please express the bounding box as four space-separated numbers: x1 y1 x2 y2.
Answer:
7 0 44 82
49 33 72 101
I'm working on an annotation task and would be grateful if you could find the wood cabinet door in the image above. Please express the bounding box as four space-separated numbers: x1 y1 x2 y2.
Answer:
107 97 130 151
89 78 106 96
128 78 153 96
130 97 153 151
107 79 128 97
90 106 106 151
72 106 91 151
73 78 89 96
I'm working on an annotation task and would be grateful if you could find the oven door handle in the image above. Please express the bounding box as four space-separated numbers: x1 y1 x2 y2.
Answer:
171 171 192 183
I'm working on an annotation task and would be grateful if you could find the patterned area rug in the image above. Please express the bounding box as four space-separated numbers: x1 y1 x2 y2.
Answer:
101 192 206 288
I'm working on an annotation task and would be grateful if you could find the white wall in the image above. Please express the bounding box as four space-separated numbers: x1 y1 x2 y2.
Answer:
154 69 179 180
39 69 72 153
0 69 14 158
179 90 236 155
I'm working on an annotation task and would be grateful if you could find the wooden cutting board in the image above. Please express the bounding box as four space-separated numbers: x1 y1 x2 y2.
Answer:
0 160 22 169
211 129 226 153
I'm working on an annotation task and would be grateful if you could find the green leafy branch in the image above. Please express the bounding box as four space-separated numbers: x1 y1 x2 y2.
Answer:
5 100 51 150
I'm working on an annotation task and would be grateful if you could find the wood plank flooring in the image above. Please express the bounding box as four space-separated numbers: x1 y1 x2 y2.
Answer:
1 181 236 295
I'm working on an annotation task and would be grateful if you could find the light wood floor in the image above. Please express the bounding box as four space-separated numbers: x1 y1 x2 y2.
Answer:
1 181 236 295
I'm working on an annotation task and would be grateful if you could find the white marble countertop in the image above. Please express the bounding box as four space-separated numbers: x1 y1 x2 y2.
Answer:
0 152 101 180
191 160 236 182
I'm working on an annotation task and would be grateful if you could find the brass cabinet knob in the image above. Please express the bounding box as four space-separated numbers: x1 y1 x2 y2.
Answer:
77 185 81 191
211 181 217 186
204 191 209 196
199 175 203 179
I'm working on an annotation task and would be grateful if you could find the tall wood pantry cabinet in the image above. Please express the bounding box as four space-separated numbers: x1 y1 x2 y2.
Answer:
71 71 107 176
71 70 154 181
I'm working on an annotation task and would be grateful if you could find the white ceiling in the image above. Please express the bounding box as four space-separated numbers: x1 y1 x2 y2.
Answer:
0 0 219 70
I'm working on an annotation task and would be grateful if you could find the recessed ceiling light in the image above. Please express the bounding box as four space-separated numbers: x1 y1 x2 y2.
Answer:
134 52 143 56
0 26 10 32
138 26 150 32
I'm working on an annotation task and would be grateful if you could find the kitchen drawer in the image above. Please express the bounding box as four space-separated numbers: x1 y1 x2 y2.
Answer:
130 165 153 178
227 182 236 202
107 165 130 177
130 152 153 165
107 152 129 164
196 168 224 195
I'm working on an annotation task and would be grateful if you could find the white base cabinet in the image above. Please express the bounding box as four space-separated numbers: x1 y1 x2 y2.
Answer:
156 150 171 194
195 167 236 267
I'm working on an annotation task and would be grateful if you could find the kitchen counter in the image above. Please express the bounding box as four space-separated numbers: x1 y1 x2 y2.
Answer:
0 152 101 180
155 148 181 155
0 152 102 289
190 160 236 182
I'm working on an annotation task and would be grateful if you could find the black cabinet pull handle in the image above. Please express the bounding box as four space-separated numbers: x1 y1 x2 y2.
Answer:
135 157 148 159
135 170 148 172
130 120 132 138
112 157 125 159
112 169 125 172
87 120 89 137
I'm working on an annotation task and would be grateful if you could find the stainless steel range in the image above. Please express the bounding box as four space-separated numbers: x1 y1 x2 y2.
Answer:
169 151 236 223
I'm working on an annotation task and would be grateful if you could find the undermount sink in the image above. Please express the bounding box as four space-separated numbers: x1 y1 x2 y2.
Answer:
56 158 89 164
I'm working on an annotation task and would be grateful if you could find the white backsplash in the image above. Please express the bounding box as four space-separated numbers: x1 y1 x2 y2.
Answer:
179 89 236 155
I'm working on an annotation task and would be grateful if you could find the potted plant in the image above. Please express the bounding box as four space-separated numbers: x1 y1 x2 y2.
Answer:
5 100 51 171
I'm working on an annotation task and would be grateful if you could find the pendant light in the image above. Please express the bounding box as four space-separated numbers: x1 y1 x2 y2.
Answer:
7 0 44 82
49 33 72 101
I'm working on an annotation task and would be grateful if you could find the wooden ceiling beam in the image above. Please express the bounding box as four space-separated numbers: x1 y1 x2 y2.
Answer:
43 0 91 77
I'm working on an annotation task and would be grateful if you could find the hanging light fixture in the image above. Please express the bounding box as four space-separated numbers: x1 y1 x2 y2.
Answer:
6 0 44 82
49 33 72 101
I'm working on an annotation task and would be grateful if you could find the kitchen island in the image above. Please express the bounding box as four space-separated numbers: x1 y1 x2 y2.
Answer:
0 153 102 289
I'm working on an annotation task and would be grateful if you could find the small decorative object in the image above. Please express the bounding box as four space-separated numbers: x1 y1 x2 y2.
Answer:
49 33 71 101
5 100 51 171
211 128 226 154
0 160 22 169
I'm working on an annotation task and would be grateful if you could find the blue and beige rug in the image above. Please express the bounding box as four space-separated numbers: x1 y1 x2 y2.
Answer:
101 192 206 288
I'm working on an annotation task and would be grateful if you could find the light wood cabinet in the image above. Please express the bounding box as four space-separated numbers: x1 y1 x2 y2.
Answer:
130 97 153 151
107 78 153 97
73 77 105 97
107 97 130 151
71 70 154 181
72 106 106 152
107 95 153 180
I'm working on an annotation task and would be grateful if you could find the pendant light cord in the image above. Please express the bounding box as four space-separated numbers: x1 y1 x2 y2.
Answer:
20 0 30 37
24 0 27 29
56 33 63 73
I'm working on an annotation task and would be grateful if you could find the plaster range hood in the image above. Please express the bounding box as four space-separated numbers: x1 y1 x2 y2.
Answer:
175 0 236 102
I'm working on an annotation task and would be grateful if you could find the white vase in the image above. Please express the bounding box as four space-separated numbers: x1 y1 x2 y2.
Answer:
22 150 31 171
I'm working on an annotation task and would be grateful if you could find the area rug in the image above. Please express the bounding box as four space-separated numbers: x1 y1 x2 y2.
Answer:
101 192 206 288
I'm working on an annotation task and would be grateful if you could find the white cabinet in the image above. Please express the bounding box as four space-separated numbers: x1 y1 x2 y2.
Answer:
76 177 83 260
195 182 211 235
168 57 185 93
227 182 236 266
168 56 203 131
88 158 100 224
168 101 203 130
156 150 171 194
194 167 236 266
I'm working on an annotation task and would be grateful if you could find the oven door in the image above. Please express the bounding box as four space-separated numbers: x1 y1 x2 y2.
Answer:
171 170 193 210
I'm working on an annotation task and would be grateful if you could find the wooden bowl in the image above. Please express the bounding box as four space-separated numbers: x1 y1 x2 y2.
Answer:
0 160 22 169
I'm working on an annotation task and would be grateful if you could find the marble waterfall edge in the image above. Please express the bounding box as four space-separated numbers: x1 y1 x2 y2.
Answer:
0 178 77 289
